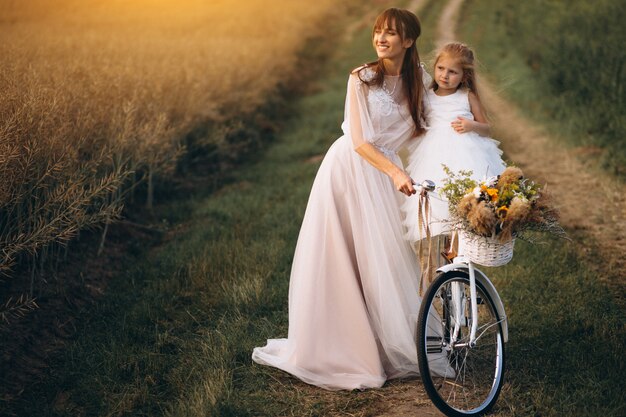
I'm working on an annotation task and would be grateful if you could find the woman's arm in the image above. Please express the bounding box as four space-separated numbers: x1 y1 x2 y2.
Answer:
354 143 416 195
451 91 491 136
348 73 416 196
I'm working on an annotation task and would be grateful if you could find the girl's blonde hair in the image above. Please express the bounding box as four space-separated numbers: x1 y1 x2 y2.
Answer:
432 42 489 118
432 42 480 97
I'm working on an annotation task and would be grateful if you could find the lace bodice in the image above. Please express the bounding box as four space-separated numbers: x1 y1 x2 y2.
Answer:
365 74 406 116
341 67 422 153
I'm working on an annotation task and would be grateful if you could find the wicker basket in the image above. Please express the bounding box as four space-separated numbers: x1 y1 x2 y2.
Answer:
458 230 515 267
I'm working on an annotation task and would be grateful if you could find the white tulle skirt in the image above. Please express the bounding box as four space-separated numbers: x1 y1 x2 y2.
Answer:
252 135 424 390
402 126 506 241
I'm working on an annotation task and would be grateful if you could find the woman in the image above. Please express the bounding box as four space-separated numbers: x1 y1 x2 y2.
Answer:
252 8 430 390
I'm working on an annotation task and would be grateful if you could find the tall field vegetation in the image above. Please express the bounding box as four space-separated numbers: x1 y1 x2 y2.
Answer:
0 0 336 321
459 0 625 178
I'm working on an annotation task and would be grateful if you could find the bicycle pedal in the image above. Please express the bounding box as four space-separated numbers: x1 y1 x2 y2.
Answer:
426 336 444 354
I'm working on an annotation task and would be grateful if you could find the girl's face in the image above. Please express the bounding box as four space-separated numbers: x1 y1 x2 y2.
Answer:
372 21 413 63
434 54 464 95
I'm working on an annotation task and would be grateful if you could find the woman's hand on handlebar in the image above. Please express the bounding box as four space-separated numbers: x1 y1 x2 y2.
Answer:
392 170 416 196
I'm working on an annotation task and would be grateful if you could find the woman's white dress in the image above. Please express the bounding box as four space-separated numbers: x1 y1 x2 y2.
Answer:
252 68 431 390
402 88 506 240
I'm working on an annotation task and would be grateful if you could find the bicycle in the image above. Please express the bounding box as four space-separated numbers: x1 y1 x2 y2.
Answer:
415 180 509 417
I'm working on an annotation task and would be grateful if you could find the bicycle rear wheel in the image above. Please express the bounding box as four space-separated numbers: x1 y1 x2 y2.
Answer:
417 271 506 416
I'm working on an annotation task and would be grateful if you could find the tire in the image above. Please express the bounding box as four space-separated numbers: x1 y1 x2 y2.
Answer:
417 270 506 416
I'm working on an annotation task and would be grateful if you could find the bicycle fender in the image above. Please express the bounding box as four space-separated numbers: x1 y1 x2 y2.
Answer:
436 263 509 343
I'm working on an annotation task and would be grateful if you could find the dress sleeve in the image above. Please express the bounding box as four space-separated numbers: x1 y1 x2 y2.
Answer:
343 72 375 150
420 63 432 88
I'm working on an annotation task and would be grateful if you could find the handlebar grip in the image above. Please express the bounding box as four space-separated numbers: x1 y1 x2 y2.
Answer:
418 179 436 192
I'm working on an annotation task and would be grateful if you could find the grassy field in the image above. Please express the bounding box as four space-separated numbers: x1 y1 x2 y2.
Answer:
3 1 625 416
3 2 368 414
457 0 625 180
0 0 337 319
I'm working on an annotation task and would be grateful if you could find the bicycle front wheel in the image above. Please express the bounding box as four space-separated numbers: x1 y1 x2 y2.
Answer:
417 271 506 417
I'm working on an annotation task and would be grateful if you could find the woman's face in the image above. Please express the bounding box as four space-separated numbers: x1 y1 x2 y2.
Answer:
372 21 413 62
434 54 464 94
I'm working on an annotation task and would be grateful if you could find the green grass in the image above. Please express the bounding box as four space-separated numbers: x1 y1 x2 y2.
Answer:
484 237 625 416
4 1 625 416
458 0 626 180
2 3 389 416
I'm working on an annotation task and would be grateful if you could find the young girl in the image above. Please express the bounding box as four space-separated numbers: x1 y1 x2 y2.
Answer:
402 42 506 241
252 8 452 390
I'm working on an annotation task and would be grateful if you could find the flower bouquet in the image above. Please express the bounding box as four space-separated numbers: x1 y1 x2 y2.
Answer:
440 165 565 266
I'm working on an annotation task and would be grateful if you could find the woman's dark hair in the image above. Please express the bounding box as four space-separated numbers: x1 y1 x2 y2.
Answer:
355 8 426 136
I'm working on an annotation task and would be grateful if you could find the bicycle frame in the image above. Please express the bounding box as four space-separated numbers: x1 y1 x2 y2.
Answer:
415 181 509 344
436 259 509 344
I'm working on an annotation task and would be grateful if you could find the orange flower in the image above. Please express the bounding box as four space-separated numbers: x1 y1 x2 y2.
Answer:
497 206 509 218
486 187 499 202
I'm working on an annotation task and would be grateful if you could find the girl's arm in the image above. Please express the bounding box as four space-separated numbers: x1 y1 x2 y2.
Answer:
451 92 492 136
348 73 416 196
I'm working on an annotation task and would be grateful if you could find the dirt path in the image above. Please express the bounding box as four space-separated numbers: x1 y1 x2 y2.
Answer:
438 0 626 294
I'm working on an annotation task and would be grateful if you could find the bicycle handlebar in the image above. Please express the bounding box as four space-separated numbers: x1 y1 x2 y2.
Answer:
416 179 436 193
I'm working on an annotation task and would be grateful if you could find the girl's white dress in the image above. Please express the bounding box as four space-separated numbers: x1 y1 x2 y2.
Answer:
402 88 506 240
252 67 448 390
